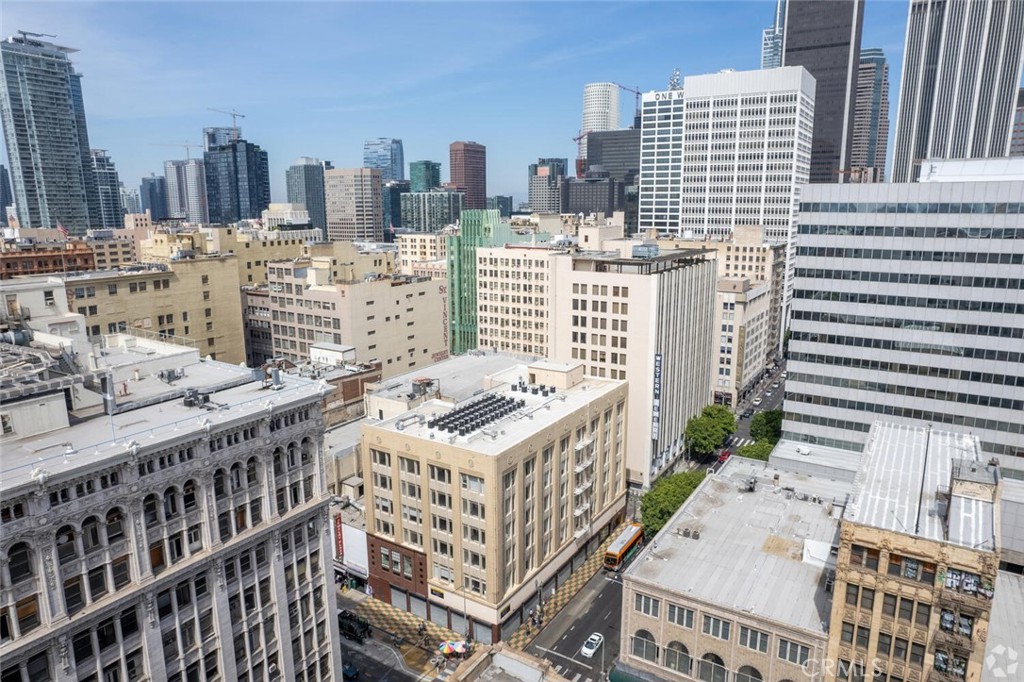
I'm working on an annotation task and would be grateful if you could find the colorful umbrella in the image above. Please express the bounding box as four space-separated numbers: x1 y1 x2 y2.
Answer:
453 641 467 654
438 641 457 655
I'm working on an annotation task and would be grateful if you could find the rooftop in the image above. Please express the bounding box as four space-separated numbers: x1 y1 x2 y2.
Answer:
625 457 848 636
981 571 1024 682
845 423 997 550
366 351 524 404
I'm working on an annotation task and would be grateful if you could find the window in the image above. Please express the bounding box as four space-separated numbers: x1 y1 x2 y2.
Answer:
841 622 855 643
664 641 691 673
849 545 879 570
778 638 809 665
740 626 769 652
667 603 693 628
634 593 660 617
915 602 931 627
461 474 485 494
856 625 870 649
845 583 859 606
631 629 658 662
702 615 731 641
877 633 892 657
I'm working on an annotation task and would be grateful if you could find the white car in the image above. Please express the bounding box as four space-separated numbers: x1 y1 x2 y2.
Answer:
753 397 763 406
581 632 604 659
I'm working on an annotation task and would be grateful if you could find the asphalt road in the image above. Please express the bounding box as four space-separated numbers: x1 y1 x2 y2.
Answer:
527 569 623 682
337 629 418 682
733 365 786 442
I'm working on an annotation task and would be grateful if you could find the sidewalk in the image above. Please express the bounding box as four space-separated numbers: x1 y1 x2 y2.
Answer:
505 522 626 650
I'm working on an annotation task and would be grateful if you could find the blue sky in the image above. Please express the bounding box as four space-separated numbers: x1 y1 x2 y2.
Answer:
5 1 913 205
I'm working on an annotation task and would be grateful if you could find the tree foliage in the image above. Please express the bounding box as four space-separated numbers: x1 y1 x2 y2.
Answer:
640 470 707 535
750 410 783 444
737 440 774 461
684 404 738 456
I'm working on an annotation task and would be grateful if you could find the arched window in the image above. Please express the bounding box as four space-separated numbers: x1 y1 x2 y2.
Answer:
163 487 180 520
272 448 283 476
214 469 227 498
300 438 314 465
699 654 727 682
736 665 763 682
246 457 259 487
229 463 243 492
143 494 161 527
665 641 691 673
286 444 299 469
631 629 658 662
183 480 197 511
56 525 78 563
81 516 102 553
106 508 124 542
8 542 33 583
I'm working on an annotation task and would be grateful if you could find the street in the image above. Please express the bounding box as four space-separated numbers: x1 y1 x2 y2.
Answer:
732 365 786 443
338 629 419 682
527 568 623 682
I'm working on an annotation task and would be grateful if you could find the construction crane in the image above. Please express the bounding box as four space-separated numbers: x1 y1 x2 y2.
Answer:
17 31 57 40
573 130 593 178
612 82 643 121
208 107 246 141
151 142 203 161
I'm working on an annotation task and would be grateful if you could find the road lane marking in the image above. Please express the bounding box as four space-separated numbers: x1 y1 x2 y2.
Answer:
534 645 593 669
572 674 581 682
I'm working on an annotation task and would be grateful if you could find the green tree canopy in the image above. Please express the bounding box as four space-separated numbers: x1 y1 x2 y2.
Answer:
750 410 783 444
640 470 707 535
684 405 737 456
737 440 774 461
701 404 737 439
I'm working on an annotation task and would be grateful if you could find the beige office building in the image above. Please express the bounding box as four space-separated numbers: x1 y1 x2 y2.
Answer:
713 277 772 407
325 169 383 242
397 232 449 276
266 258 447 378
360 360 628 643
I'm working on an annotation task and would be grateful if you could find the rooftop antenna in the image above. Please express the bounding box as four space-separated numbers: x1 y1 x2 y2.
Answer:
668 68 682 91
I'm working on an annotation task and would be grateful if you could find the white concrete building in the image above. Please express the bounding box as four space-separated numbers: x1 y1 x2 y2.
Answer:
713 278 772 407
164 159 208 224
260 203 311 229
580 83 620 162
396 232 449 276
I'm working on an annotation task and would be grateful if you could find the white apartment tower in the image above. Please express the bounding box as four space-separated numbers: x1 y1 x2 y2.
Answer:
891 0 1024 182
165 159 209 224
580 83 620 162
324 168 383 242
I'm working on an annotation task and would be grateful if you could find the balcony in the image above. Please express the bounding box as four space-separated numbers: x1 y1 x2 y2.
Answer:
575 435 595 451
574 457 594 474
573 502 591 517
927 668 966 682
941 588 990 609
574 478 594 496
932 629 974 653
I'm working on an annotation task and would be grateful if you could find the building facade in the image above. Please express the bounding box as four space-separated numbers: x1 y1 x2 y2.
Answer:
204 139 271 225
324 168 382 242
891 0 1024 181
382 180 410 232
164 160 208 224
409 161 441 193
761 0 786 69
1012 88 1024 157
397 233 449 276
637 89 686 232
782 0 863 184
486 196 512 218
712 278 772 407
850 48 890 182
449 142 486 210
363 138 405 182
90 150 123 230
400 190 463 233
0 35 98 233
202 126 237 150
585 128 640 193
783 179 1024 473
241 285 274 367
119 184 140 217
580 83 620 163
560 172 617 217
527 159 567 213
140 175 168 222
361 361 628 642
1 241 95 280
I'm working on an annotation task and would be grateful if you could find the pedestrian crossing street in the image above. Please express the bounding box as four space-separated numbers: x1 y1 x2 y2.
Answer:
551 666 594 682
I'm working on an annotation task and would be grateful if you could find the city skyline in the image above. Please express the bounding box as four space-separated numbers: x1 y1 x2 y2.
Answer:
2 1 916 209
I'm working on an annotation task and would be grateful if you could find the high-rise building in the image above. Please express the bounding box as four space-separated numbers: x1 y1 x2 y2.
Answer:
382 179 410 232
641 68 815 243
784 169 1024 473
1012 88 1024 156
560 170 617 217
891 0 1024 182
449 142 486 209
782 0 864 184
0 34 99 233
363 138 405 182
203 139 271 225
0 163 13 225
399 189 463 232
409 160 441 193
527 158 567 213
580 83 620 164
0 333 342 682
585 129 640 189
486 195 512 217
324 168 382 241
850 48 890 182
119 183 141 216
202 125 238 151
90 149 123 229
164 159 209 223
761 0 786 69
140 174 168 221
286 157 328 233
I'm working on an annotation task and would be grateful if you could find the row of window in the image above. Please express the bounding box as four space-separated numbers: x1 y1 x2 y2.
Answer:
797 223 1023 240
790 330 1024 365
797 246 1023 264
792 309 1023 340
800 201 1024 215
795 267 1024 290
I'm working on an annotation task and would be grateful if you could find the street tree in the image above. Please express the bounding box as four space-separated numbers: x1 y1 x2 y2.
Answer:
750 410 783 444
640 470 706 535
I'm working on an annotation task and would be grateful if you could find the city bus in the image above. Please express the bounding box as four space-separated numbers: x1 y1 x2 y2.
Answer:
603 523 645 571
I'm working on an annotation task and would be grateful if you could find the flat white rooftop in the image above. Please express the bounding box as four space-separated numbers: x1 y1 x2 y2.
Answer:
981 571 1024 682
625 457 850 635
845 423 997 550
367 352 525 404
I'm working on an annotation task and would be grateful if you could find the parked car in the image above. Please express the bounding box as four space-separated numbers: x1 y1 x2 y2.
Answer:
771 381 780 388
343 663 359 680
581 632 604 659
718 450 731 463
765 391 773 398
741 409 754 418
781 371 787 379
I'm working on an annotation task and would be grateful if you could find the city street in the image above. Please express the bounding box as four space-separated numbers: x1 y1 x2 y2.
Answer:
338 630 419 682
527 569 623 682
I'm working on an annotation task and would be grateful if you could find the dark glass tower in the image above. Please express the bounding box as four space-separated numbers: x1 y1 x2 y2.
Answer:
285 158 328 233
140 174 169 221
204 139 270 224
409 160 441 193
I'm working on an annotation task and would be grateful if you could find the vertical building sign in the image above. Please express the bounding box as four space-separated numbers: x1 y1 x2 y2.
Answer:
334 513 344 559
652 353 662 440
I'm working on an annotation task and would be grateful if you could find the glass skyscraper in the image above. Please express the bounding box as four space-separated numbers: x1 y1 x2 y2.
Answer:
363 137 404 181
90 149 123 229
409 160 441 192
140 174 169 221
204 139 270 224
286 157 329 233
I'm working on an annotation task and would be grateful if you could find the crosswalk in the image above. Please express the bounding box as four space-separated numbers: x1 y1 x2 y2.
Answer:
551 665 593 682
727 437 755 449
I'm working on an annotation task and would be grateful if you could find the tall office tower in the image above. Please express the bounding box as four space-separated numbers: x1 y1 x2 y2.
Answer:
202 125 238 151
324 168 382 241
782 0 864 184
0 335 342 682
381 179 410 233
560 170 618 217
761 0 786 68
119 183 141 216
0 163 12 225
140 173 168 221
643 68 814 242
850 48 890 182
449 141 486 209
585 128 640 189
892 0 1024 181
1012 88 1024 156
486 195 512 217
399 189 463 232
203 139 271 225
0 34 99 233
286 157 328 233
527 158 567 213
783 168 1024 474
363 137 405 181
409 160 441 193
90 149 123 228
164 159 209 223
579 83 619 166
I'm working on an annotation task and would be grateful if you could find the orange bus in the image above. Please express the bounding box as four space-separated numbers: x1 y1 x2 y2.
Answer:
603 523 644 571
